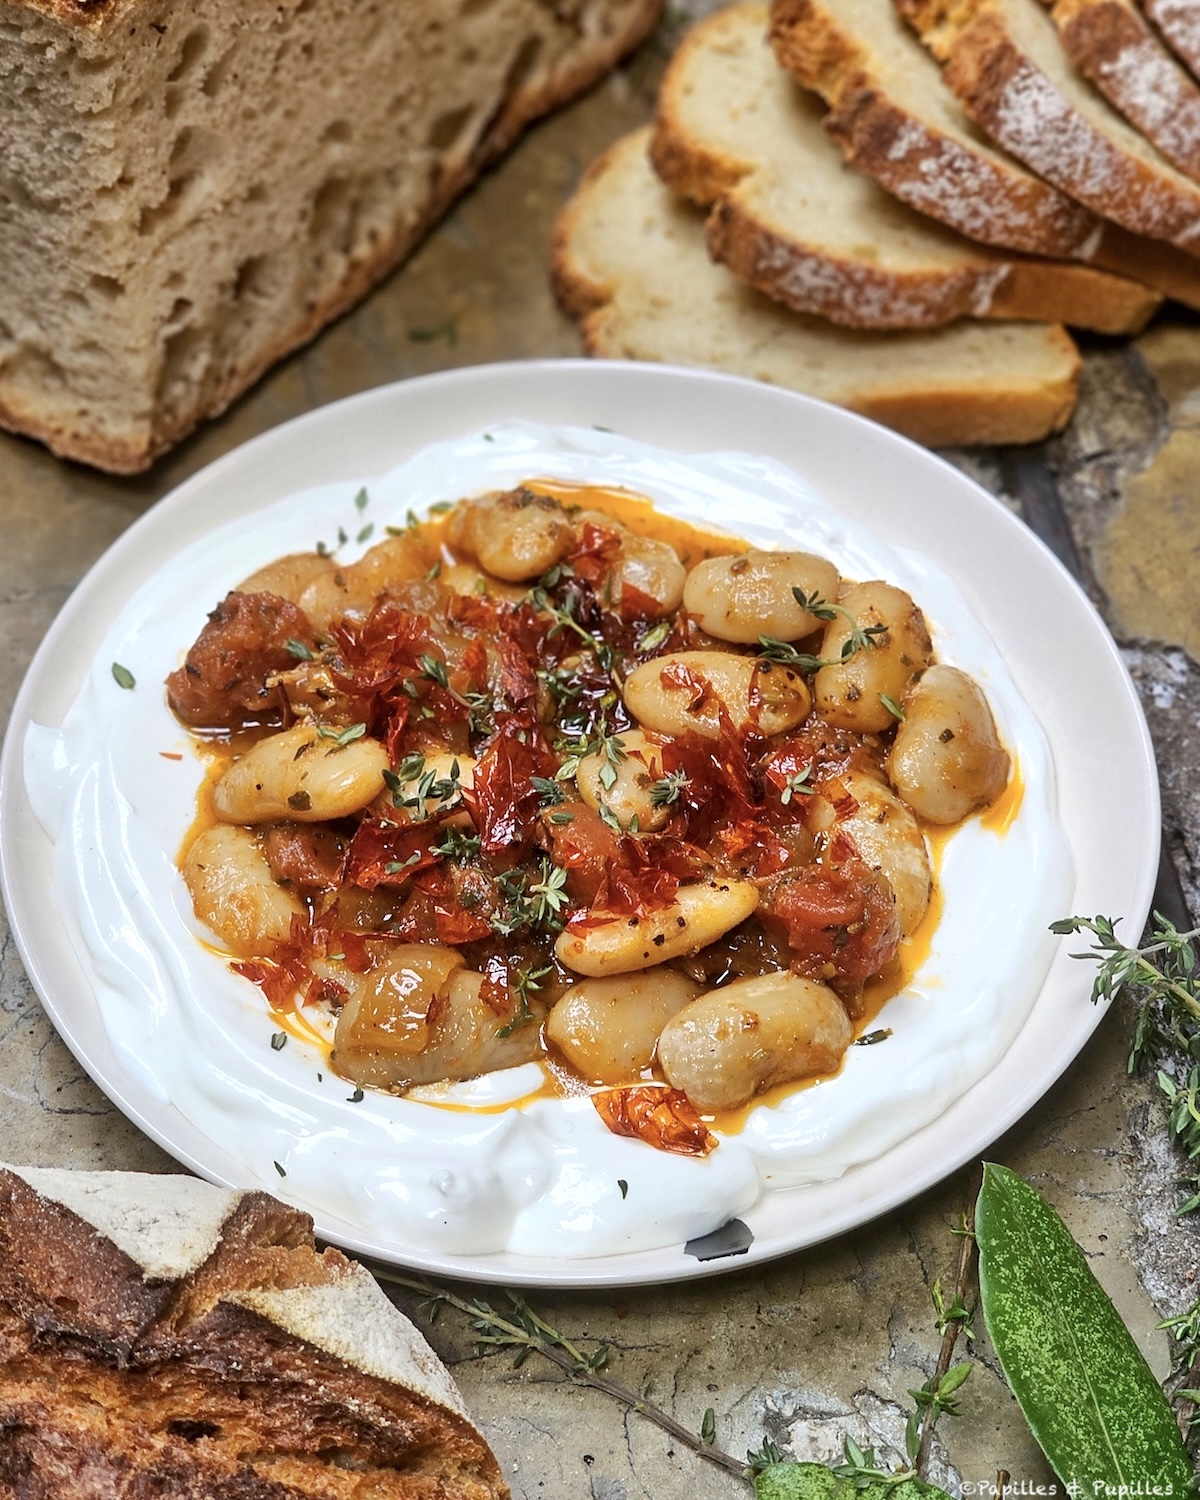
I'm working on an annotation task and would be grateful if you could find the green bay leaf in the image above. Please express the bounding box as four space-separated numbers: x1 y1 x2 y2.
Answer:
976 1163 1191 1493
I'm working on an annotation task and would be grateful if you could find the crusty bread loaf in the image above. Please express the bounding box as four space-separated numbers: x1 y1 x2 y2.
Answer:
1141 0 1200 82
896 0 1200 250
552 127 1082 447
0 1163 507 1498
767 0 1200 313
0 0 662 475
650 2 1159 333
1043 0 1200 181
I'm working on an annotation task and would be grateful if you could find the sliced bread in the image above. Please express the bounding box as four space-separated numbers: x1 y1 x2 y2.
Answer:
1142 0 1200 82
649 2 1158 333
0 1163 506 1497
769 0 1200 307
770 0 1100 258
552 127 1082 447
896 0 1200 250
1044 0 1200 181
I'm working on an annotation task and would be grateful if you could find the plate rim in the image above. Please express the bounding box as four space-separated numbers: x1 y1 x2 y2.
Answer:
0 358 1160 1287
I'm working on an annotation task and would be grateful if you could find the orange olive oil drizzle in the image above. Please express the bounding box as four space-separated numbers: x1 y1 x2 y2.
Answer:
979 757 1024 834
524 478 749 566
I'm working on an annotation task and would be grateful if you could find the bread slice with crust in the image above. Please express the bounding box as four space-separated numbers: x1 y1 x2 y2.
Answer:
770 0 1100 258
552 127 1082 447
1142 0 1200 82
649 2 1158 333
1043 0 1200 181
896 0 1200 251
0 1163 507 1499
768 0 1200 311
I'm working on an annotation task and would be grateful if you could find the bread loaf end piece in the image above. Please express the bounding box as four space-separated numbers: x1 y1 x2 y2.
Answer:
0 0 663 474
0 1163 508 1498
552 128 1080 447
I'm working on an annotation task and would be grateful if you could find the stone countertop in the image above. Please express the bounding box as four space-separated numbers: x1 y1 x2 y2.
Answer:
1 19 1198 1498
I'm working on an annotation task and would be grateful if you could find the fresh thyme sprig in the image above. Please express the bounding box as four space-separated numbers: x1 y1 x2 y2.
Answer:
758 590 888 673
650 768 691 808
1051 914 1200 1210
368 1271 749 1479
1053 913 1200 1440
496 964 552 1038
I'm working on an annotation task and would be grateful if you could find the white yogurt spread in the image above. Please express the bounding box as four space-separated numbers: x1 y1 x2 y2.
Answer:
24 422 1073 1260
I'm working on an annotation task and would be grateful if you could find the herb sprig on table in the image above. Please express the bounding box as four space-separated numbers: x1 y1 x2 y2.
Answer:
1052 911 1200 1435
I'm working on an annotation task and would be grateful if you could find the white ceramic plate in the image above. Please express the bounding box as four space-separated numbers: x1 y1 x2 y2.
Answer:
0 360 1158 1287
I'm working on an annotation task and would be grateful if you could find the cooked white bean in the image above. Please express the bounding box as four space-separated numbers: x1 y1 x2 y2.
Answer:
544 972 700 1083
888 665 1010 824
555 879 759 976
448 488 576 582
683 550 840 644
438 562 526 603
183 825 304 958
813 581 933 733
332 945 465 1089
238 553 336 610
612 535 686 617
623 651 810 739
657 972 852 1112
335 958 543 1089
576 730 668 832
213 723 390 824
837 771 931 936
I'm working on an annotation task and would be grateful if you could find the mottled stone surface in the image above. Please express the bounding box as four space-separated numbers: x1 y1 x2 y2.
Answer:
0 16 1197 1497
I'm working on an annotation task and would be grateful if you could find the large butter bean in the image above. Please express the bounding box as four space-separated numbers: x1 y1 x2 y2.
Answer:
683 550 840 644
657 972 852 1112
576 730 667 832
183 825 304 958
613 535 686 617
838 771 932 936
555 879 759 976
239 553 335 610
888 665 1010 824
545 972 700 1083
335 962 543 1090
332 945 465 1089
623 651 810 739
213 723 389 824
813 582 932 733
448 488 576 582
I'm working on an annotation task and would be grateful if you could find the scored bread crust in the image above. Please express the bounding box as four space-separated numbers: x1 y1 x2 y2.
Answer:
551 127 1081 447
0 1163 507 1498
648 3 1159 334
1141 0 1200 82
1046 0 1200 182
0 0 663 476
896 0 1200 250
768 0 1100 258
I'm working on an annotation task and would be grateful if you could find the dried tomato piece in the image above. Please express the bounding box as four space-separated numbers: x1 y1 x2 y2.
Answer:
593 1086 718 1157
539 803 621 905
465 717 561 858
762 834 899 983
166 591 315 730
343 819 442 891
261 824 348 891
567 522 623 589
